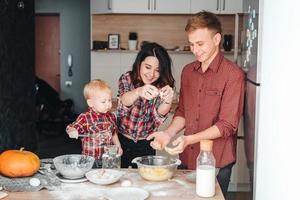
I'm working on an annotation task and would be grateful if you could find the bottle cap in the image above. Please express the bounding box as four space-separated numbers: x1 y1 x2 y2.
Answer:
200 140 213 151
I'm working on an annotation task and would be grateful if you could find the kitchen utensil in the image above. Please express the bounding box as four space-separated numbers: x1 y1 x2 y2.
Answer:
55 172 88 183
132 155 181 181
53 154 94 179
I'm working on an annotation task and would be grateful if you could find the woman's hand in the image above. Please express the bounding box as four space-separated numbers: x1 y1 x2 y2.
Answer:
159 85 174 104
138 84 159 100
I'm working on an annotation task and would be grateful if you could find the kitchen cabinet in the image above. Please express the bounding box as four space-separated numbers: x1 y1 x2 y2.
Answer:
190 0 243 14
169 54 195 93
91 51 121 97
91 0 190 14
152 0 190 14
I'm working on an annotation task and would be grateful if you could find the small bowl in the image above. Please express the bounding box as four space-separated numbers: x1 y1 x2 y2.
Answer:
53 154 95 179
132 155 181 181
85 169 125 185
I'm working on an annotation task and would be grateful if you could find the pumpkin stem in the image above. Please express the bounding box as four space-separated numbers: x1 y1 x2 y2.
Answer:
20 147 25 151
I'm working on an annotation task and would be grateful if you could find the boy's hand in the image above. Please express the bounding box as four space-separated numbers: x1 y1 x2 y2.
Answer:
116 145 123 156
67 128 79 139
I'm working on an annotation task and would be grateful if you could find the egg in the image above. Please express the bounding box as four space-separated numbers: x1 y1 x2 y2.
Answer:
29 178 41 187
121 180 132 187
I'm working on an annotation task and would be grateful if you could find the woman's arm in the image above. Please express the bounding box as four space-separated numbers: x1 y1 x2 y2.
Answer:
121 84 159 106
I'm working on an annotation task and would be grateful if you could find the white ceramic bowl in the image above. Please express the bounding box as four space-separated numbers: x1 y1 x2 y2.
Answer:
53 154 95 179
85 169 125 185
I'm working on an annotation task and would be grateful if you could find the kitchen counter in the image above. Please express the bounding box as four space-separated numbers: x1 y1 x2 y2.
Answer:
5 170 224 200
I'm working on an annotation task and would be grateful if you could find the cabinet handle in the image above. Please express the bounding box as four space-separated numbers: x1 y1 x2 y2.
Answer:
108 0 111 10
154 0 156 10
223 0 226 10
148 0 150 10
217 0 219 11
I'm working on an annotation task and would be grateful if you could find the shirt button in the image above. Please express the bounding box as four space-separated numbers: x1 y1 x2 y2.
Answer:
198 104 200 107
199 89 202 92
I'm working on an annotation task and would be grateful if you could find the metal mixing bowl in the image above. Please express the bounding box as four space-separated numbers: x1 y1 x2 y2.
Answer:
53 154 95 179
132 156 181 181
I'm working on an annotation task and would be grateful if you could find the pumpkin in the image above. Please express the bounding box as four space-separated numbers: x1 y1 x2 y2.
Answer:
0 148 40 177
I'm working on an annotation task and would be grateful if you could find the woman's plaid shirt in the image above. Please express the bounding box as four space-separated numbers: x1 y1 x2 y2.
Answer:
117 72 167 142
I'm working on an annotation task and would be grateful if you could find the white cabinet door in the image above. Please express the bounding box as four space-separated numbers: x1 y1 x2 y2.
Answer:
91 0 112 14
190 0 242 14
153 0 190 14
91 52 121 97
190 0 219 14
169 53 195 93
120 52 137 74
220 0 243 14
91 0 190 14
91 0 151 14
112 0 151 13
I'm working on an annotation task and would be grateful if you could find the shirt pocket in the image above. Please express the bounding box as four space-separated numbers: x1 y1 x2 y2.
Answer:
204 89 222 115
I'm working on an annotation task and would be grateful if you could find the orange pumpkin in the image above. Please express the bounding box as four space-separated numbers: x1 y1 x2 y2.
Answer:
0 148 40 177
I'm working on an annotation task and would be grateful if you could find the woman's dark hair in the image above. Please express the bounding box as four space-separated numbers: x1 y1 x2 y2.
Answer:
130 42 175 88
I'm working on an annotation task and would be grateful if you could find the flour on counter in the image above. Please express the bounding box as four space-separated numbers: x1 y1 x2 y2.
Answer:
49 182 106 200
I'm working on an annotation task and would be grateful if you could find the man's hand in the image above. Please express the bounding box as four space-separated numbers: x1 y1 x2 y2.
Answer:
164 136 190 155
67 128 79 139
146 131 172 150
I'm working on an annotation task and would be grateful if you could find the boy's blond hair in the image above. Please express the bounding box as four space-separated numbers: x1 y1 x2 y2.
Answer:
83 79 111 100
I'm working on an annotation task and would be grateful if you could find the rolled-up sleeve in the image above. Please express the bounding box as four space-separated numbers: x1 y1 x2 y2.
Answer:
215 71 245 137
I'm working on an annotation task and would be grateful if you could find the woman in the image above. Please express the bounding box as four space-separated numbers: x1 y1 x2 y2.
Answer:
117 42 175 168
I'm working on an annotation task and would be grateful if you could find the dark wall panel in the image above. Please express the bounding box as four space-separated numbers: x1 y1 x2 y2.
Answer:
0 0 37 152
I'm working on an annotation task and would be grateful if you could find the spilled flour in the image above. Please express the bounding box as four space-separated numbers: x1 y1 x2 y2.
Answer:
49 182 107 200
47 170 198 199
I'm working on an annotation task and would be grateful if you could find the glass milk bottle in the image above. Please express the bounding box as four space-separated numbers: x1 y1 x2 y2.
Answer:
196 140 216 197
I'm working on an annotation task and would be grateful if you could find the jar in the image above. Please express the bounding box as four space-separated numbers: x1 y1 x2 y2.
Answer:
102 145 121 169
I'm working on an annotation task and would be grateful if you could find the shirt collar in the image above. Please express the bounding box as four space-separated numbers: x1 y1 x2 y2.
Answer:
88 107 108 117
193 51 223 73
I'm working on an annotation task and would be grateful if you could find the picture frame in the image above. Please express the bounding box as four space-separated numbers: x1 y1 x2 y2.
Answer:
108 34 120 49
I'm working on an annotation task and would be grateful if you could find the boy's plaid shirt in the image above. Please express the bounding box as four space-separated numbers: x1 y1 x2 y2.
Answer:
66 108 116 159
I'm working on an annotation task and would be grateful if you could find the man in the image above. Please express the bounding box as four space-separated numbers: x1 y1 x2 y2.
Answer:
147 11 245 198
